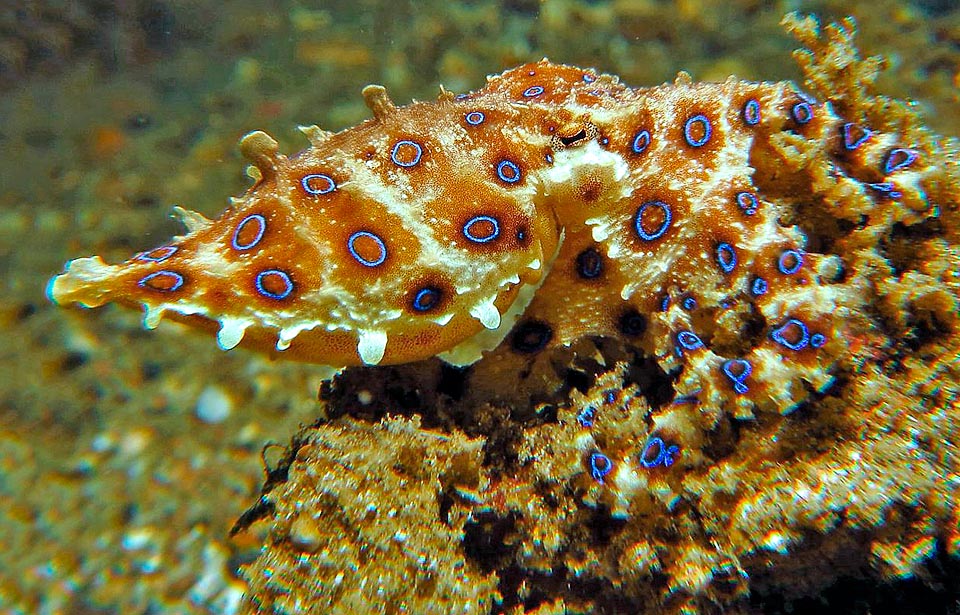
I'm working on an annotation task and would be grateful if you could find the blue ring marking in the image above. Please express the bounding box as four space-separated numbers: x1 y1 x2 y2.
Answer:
589 452 612 483
390 140 423 167
631 130 651 154
138 270 184 292
604 391 616 404
522 85 544 97
412 287 440 312
683 114 712 147
722 359 753 394
582 73 596 83
882 148 919 175
301 173 336 195
633 200 672 241
742 99 761 126
347 231 388 267
867 182 903 199
455 93 469 101
137 245 177 262
545 153 554 164
465 111 485 126
751 277 768 297
659 295 670 312
496 159 522 183
639 437 680 469
778 249 804 275
682 296 697 311
676 330 704 351
735 191 759 216
462 215 501 244
577 406 596 428
841 122 873 151
716 242 737 274
811 333 826 349
231 214 266 251
575 248 603 279
791 101 813 125
771 318 810 351
255 269 293 300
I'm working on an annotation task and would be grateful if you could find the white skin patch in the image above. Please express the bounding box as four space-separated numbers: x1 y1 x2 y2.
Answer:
357 329 388 365
216 317 249 350
470 297 502 330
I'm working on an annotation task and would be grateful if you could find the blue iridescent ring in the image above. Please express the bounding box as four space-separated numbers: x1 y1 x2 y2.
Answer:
232 214 266 251
811 333 827 348
255 269 293 300
589 452 612 482
496 160 522 183
751 277 768 296
882 148 919 175
867 182 903 200
791 101 813 125
462 215 501 244
722 359 753 394
301 173 336 195
347 231 388 267
390 140 423 167
577 406 596 428
778 249 804 275
522 85 544 97
137 245 177 262
631 130 651 155
771 318 810 351
633 200 672 241
676 330 704 351
841 122 873 151
390 139 423 168
683 114 712 147
640 437 679 469
742 99 761 126
735 191 759 216
465 111 485 126
682 296 697 311
716 242 737 274
411 287 441 312
582 73 596 83
138 270 184 292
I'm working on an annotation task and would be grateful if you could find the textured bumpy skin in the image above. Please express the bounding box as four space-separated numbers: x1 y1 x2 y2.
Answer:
49 57 935 415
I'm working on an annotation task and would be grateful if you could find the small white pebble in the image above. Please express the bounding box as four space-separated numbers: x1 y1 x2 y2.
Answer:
195 386 233 424
357 389 374 405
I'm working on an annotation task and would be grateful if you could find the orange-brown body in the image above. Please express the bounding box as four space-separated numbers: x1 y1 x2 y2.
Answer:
50 60 934 415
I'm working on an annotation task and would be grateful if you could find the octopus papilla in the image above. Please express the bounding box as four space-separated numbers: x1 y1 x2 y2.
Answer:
49 58 931 416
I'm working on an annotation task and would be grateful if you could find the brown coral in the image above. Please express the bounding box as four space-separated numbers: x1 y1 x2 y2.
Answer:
241 416 499 614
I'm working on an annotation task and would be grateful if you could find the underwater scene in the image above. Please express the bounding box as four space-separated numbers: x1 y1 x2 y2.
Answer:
1 0 959 613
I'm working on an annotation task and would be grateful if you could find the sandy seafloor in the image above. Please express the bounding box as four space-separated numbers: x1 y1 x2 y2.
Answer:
0 0 958 613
